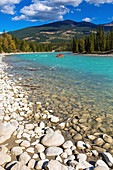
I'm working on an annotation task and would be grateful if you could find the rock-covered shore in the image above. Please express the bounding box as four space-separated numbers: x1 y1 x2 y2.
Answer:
0 54 113 170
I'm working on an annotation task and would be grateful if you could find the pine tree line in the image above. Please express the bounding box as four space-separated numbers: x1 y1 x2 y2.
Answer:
73 25 113 54
0 30 52 53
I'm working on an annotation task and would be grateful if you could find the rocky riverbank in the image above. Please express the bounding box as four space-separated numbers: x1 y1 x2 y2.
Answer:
0 54 113 170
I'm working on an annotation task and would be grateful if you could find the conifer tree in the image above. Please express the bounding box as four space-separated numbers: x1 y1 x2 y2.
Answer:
101 27 106 51
95 26 102 51
89 31 94 53
79 34 85 53
72 38 76 53
0 36 2 53
75 35 79 53
106 29 110 51
85 36 90 53
110 27 113 50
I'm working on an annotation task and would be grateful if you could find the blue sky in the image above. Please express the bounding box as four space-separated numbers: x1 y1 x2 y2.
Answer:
0 0 113 33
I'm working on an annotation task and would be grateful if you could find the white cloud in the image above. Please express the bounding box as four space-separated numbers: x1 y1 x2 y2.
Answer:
11 0 113 22
76 8 81 11
85 0 113 6
12 14 27 21
48 0 83 7
0 0 21 15
13 0 82 21
82 17 92 22
1 5 15 15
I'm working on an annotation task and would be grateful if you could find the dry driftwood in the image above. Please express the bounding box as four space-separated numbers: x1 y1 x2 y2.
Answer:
20 84 41 88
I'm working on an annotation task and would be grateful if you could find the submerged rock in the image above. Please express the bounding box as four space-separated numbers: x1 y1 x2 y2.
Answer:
103 134 113 144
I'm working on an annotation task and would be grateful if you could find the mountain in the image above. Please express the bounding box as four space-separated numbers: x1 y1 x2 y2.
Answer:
8 19 112 43
103 21 113 27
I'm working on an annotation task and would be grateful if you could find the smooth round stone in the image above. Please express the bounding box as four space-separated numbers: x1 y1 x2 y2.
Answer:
101 152 113 167
103 134 113 144
35 127 42 134
39 152 46 160
4 115 10 121
59 123 65 129
19 152 31 165
41 132 65 147
35 144 45 153
11 147 23 156
92 146 106 153
61 152 68 159
67 155 75 161
73 133 82 140
77 153 87 161
11 161 30 170
96 117 102 122
15 139 23 144
64 149 72 156
45 128 54 134
95 160 109 170
0 146 8 153
71 145 76 151
28 159 35 169
56 155 62 162
35 159 49 170
88 135 96 140
20 140 30 147
39 121 45 129
50 116 59 123
0 152 11 165
103 143 111 150
33 154 39 159
36 102 41 105
22 133 30 140
25 124 34 130
72 119 78 124
62 141 73 149
45 147 63 156
26 147 34 154
91 150 98 157
73 125 80 132
45 160 68 170
77 141 86 150
94 138 104 146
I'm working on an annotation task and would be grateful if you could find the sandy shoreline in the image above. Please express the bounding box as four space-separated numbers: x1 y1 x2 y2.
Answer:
1 51 113 57
0 53 113 169
0 51 55 56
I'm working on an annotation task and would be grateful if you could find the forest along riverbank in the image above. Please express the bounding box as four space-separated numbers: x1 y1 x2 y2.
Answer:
0 54 113 169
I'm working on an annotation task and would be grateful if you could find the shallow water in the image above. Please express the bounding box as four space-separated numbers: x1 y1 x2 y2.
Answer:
4 52 113 137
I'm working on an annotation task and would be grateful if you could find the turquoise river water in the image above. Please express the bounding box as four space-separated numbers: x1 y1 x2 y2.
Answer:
4 52 113 137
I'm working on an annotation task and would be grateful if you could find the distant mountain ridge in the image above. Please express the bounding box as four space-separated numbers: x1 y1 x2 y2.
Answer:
103 21 113 26
8 19 113 43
